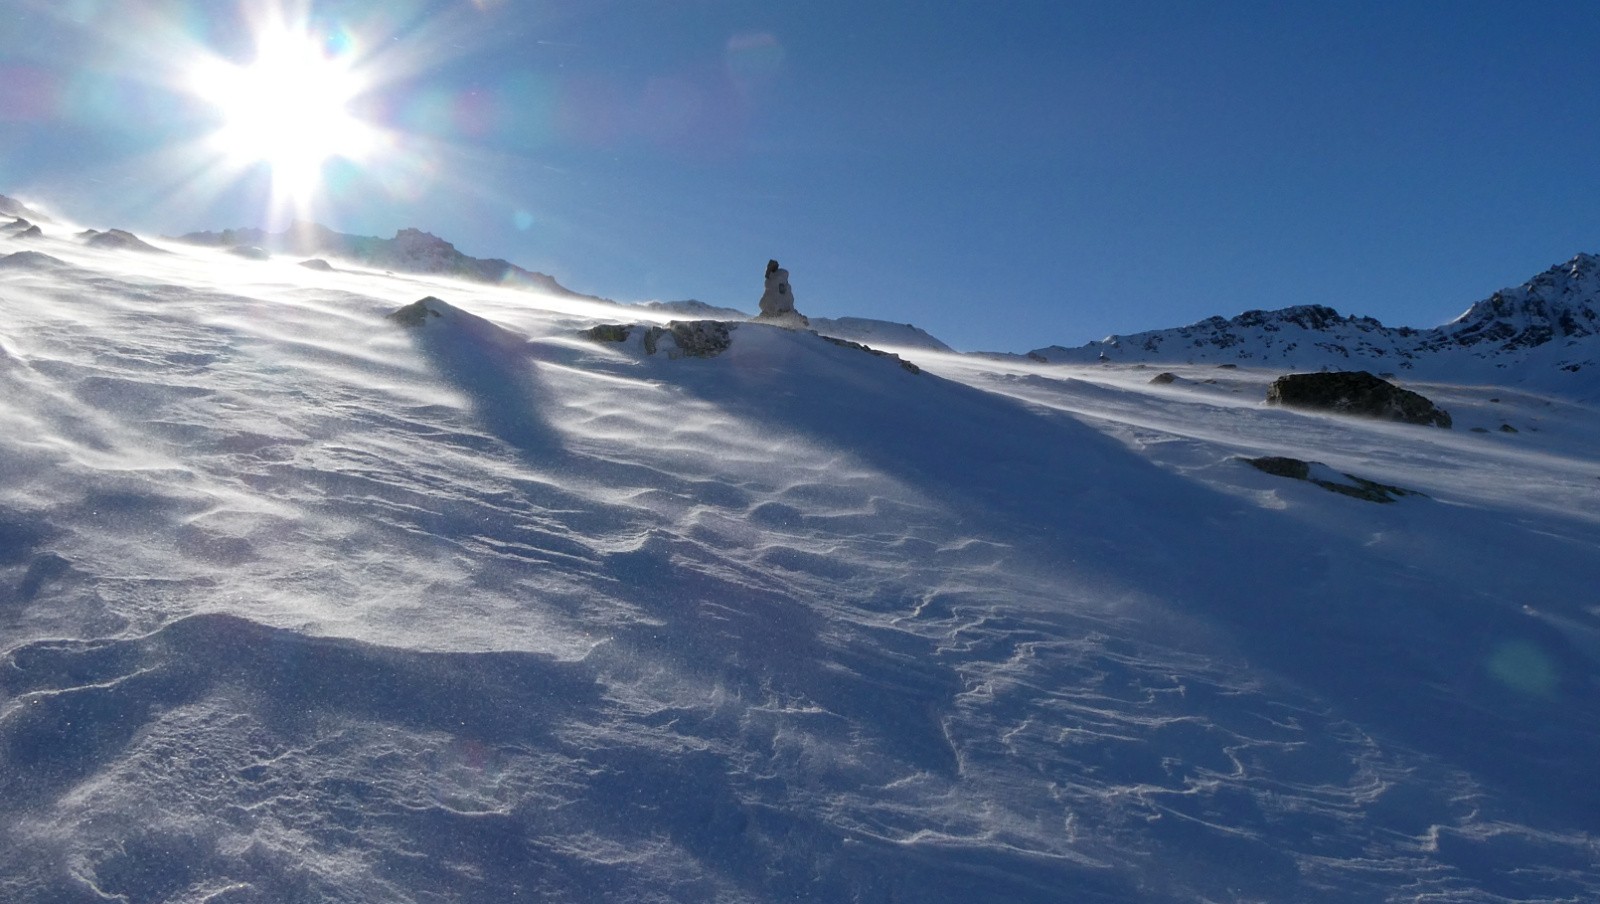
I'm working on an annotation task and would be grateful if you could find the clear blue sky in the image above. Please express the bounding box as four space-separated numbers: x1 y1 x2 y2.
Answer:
4 0 1599 351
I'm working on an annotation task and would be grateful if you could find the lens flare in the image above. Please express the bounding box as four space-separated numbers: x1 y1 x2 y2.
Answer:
189 19 379 217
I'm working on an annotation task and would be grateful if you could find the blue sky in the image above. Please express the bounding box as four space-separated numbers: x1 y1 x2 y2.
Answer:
4 0 1598 351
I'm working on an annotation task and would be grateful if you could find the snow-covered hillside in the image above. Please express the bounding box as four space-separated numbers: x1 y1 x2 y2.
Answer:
1027 254 1600 399
1 213 1598 903
807 316 954 352
175 221 593 299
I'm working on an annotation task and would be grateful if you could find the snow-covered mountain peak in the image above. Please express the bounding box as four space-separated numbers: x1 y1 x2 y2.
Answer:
1028 252 1600 397
1440 252 1600 346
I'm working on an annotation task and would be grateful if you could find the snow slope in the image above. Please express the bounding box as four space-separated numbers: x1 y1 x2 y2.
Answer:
0 216 1598 903
807 316 955 352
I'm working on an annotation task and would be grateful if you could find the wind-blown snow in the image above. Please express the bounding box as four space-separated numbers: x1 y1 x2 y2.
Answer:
0 218 1597 903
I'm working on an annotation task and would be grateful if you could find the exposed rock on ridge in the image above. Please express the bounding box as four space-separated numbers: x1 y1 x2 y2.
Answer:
1243 456 1422 503
585 320 734 359
1267 371 1452 428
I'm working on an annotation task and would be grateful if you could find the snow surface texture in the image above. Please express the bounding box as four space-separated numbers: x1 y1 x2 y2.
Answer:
1 216 1598 903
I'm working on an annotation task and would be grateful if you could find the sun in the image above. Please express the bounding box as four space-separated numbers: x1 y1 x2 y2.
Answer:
191 25 377 204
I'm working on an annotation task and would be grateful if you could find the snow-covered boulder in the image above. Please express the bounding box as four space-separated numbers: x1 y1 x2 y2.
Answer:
755 259 808 329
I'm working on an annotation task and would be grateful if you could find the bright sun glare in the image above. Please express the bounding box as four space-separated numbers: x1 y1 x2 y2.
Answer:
191 26 376 202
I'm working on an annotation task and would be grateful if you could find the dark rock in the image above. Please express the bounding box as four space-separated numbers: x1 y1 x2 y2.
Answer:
229 245 270 260
1266 371 1452 428
4 217 32 232
14 225 42 239
1245 456 1311 480
388 297 446 327
1498 423 1519 433
1242 456 1421 504
643 321 733 358
819 335 921 374
299 258 334 271
1149 372 1178 385
584 324 631 343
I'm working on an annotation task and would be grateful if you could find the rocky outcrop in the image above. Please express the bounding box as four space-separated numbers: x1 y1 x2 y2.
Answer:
387 297 446 327
1243 456 1421 503
583 324 632 344
1267 371 1452 427
584 321 734 359
644 321 733 358
299 259 334 271
819 335 922 374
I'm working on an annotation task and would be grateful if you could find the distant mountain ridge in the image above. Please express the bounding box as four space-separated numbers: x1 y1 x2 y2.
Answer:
173 223 961 352
0 193 50 223
1027 253 1600 391
174 222 598 299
